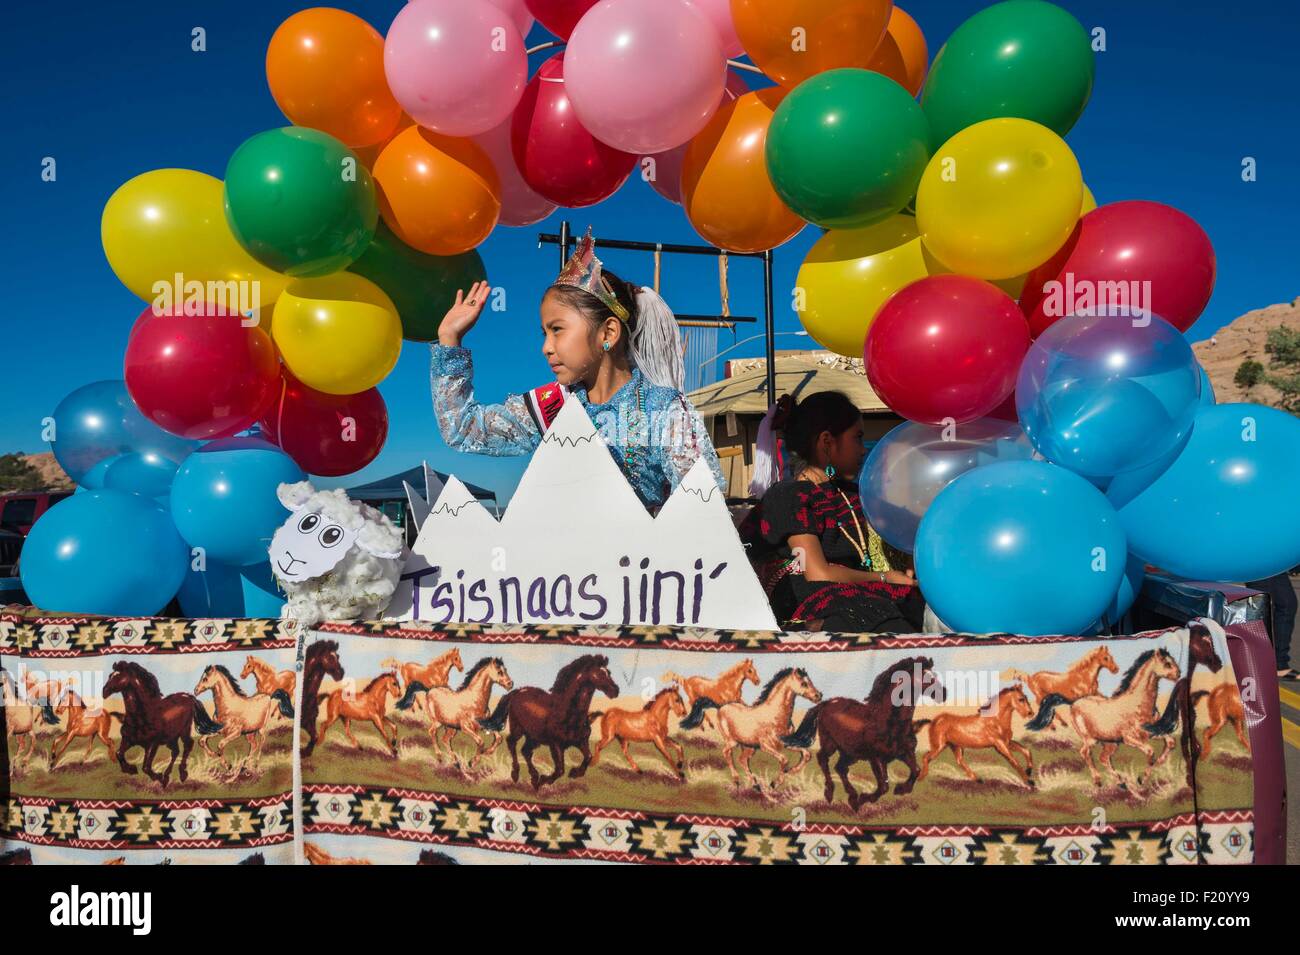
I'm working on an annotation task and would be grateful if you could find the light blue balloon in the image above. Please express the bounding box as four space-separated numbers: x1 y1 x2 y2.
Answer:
103 451 179 499
177 559 284 618
1017 312 1200 478
19 490 188 616
914 460 1127 635
50 380 197 485
860 416 1034 552
1198 364 1216 406
170 436 305 566
1113 403 1300 581
78 454 123 491
1101 552 1147 627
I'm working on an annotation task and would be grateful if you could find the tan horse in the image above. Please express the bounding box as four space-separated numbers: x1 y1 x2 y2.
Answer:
304 843 371 865
23 672 65 707
1193 684 1251 759
680 667 822 789
49 689 122 769
915 686 1035 788
665 659 759 732
1033 648 1182 788
387 647 464 709
591 686 687 778
421 657 512 770
1008 646 1119 731
2 670 52 767
317 672 402 756
194 665 294 772
241 656 296 699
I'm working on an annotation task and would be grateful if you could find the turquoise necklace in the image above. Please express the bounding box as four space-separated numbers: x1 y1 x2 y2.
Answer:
622 376 647 476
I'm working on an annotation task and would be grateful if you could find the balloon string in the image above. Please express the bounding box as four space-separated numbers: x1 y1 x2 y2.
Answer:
275 374 287 446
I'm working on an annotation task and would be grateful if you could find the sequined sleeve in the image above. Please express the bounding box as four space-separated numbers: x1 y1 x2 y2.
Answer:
663 395 727 494
430 343 541 457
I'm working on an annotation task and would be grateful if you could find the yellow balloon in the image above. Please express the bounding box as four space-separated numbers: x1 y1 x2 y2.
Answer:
271 273 402 394
917 244 1029 301
797 216 939 358
101 169 291 306
1081 182 1097 216
915 118 1082 280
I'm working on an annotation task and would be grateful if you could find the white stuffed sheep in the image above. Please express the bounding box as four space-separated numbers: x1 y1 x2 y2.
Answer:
270 481 406 628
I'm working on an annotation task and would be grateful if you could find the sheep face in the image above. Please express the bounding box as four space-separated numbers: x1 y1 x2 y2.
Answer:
271 510 358 583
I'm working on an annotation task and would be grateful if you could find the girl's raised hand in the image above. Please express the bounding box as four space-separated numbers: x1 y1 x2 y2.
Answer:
438 280 491 347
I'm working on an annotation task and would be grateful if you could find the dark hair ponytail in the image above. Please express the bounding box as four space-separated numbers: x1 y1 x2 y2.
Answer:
782 391 860 462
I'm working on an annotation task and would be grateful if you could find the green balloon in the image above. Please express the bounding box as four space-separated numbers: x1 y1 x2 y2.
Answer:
348 222 488 342
765 69 932 231
223 127 378 277
921 0 1095 147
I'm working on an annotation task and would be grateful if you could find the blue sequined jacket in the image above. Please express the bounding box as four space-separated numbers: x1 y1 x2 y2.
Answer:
430 343 726 509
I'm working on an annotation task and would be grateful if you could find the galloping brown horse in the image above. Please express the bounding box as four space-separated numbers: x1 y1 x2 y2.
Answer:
665 659 760 732
388 647 464 709
590 686 687 778
317 672 402 756
915 685 1035 788
300 639 343 758
1192 683 1251 759
783 656 945 810
300 640 344 757
103 660 223 787
478 654 619 789
1008 645 1119 731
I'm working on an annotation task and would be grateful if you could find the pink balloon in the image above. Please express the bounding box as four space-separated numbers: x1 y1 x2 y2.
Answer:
472 117 558 226
683 0 744 57
385 0 528 137
483 0 535 38
564 0 727 155
643 69 749 205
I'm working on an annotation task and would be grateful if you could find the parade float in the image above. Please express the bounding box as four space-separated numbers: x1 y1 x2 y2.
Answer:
2 0 1294 864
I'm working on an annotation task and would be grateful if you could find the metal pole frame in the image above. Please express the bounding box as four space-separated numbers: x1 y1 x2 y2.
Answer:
538 219 779 408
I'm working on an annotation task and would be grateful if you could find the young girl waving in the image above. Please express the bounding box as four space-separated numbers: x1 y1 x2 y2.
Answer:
430 227 725 510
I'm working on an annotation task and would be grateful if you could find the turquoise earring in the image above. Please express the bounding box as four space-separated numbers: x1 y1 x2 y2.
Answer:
602 341 611 352
825 464 837 478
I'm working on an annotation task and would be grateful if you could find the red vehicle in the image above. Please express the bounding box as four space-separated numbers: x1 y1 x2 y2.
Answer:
0 491 72 576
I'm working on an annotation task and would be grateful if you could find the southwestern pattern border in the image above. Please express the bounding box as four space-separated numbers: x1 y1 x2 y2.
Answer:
0 607 302 655
301 786 1253 865
2 792 294 850
0 606 1184 655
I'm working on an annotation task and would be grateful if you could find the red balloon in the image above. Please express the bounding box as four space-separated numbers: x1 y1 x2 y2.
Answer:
865 275 1030 425
1020 200 1216 337
124 304 280 440
511 53 636 207
259 370 388 477
525 0 600 40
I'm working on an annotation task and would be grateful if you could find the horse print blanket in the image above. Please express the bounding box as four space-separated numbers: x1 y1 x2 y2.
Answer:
1 608 1254 865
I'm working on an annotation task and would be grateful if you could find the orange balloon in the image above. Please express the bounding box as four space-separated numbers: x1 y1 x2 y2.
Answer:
867 31 908 89
266 8 403 148
681 89 805 253
887 7 928 96
372 126 501 256
355 113 416 170
730 0 893 87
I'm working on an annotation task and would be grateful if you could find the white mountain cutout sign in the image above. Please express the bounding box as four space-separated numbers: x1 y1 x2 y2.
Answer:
385 399 779 631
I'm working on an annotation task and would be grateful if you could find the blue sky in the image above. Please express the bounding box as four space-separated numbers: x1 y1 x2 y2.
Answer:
2 1 1295 503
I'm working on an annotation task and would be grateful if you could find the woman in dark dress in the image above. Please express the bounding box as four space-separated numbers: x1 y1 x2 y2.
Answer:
741 391 925 633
